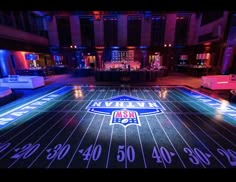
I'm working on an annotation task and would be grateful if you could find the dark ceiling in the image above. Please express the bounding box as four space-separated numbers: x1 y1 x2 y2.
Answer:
38 11 195 17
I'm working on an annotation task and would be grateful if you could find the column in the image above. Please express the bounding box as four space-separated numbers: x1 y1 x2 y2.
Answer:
164 13 176 46
187 13 199 45
10 11 16 28
0 50 12 76
94 16 104 46
141 49 148 68
70 15 81 46
97 51 103 69
141 16 151 46
118 15 127 46
221 46 234 74
47 16 59 46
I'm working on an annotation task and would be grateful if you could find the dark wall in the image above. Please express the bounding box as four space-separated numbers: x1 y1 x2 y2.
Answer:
0 37 49 53
56 17 72 47
201 12 224 26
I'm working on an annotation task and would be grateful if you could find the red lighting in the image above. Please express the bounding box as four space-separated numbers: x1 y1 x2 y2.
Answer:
127 46 136 49
204 42 211 46
93 11 101 20
95 46 104 49
89 85 95 91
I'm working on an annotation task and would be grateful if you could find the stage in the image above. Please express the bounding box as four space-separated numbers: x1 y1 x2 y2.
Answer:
0 85 235 168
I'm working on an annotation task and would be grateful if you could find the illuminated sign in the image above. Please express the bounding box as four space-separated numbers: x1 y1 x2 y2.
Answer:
86 95 165 127
53 55 63 61
0 86 73 129
25 54 39 61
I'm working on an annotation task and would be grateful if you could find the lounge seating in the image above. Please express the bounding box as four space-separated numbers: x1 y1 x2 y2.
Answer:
0 87 15 106
0 75 45 89
0 87 12 98
230 90 236 103
201 74 236 90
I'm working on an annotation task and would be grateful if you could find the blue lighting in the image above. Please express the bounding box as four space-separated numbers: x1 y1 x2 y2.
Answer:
0 86 74 129
178 87 236 126
152 17 160 20
174 45 184 48
139 46 148 49
0 49 9 77
111 46 120 49
25 54 39 61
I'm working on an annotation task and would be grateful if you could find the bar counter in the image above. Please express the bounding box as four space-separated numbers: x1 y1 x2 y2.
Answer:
95 69 161 82
16 69 49 76
72 68 94 77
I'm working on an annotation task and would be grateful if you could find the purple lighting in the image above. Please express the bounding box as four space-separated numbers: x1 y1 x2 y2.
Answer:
221 47 234 74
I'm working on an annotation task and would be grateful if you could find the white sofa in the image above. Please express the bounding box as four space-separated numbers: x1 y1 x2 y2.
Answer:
0 87 15 106
201 74 236 90
0 76 45 89
0 87 12 98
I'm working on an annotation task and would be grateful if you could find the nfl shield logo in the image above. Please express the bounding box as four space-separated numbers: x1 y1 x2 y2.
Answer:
110 109 141 127
87 94 165 128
